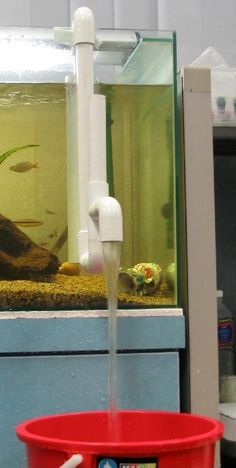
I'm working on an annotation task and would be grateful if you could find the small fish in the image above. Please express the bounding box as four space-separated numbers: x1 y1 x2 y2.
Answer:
13 219 43 227
45 209 56 215
39 242 49 247
10 161 38 173
51 226 68 255
48 228 58 239
161 202 173 220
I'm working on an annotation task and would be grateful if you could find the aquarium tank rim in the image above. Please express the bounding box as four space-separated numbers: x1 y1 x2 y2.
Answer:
0 25 175 34
0 26 175 42
0 26 175 84
98 27 175 37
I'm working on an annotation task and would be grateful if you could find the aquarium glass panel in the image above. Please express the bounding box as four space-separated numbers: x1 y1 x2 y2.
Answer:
0 28 179 310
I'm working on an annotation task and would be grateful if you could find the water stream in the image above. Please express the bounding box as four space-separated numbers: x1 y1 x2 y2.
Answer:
102 240 121 440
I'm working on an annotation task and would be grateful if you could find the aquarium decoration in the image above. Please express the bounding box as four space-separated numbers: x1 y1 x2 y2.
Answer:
119 262 163 296
0 143 60 280
0 213 59 280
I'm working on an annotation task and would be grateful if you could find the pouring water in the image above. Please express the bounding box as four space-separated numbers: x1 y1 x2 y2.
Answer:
102 240 121 440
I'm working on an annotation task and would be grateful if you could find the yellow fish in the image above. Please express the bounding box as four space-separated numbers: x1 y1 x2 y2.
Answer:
10 161 38 173
45 209 56 215
13 219 43 227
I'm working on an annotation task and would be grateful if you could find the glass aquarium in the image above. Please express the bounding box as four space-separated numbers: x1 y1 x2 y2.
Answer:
0 27 179 310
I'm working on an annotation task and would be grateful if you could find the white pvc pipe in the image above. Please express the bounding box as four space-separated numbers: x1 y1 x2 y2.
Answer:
72 7 123 271
76 43 93 252
86 196 123 272
59 454 83 468
89 196 123 242
89 94 107 182
73 8 95 264
87 94 109 270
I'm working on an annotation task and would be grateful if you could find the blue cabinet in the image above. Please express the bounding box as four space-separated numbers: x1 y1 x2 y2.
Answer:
0 310 185 467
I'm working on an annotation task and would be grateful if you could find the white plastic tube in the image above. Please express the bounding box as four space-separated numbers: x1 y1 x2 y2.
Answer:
76 42 94 263
73 8 95 263
85 94 109 271
59 454 83 468
89 94 107 182
72 7 123 272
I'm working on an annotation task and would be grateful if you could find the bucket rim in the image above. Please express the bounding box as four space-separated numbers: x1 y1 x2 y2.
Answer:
16 410 224 455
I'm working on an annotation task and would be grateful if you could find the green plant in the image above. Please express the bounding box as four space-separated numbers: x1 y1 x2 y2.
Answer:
0 144 39 166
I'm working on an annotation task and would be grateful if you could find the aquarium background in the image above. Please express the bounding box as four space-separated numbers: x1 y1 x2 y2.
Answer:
98 83 175 271
0 83 68 262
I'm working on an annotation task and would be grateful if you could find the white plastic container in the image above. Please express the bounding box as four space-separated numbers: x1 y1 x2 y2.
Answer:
220 375 236 403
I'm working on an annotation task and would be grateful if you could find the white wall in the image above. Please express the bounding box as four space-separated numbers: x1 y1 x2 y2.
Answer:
0 0 158 29
0 0 235 68
71 0 158 29
158 0 236 68
0 0 70 27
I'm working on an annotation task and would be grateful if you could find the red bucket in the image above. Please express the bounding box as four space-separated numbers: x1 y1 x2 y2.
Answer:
16 410 223 468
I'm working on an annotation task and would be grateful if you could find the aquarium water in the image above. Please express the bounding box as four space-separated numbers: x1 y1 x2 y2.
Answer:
0 82 177 310
0 83 68 260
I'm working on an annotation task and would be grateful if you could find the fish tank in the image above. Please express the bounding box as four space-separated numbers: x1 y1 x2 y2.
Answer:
0 26 180 310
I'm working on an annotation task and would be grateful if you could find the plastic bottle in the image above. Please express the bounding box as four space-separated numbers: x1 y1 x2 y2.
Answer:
217 290 234 377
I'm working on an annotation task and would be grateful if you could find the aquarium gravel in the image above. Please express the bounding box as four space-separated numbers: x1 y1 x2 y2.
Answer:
0 274 174 310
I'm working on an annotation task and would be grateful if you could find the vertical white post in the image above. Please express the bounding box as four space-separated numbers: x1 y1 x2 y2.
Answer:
73 7 95 264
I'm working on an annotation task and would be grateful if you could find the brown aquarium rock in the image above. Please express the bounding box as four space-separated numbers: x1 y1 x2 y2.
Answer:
0 213 59 279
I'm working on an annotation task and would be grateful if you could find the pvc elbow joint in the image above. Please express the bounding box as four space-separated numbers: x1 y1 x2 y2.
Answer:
89 196 123 242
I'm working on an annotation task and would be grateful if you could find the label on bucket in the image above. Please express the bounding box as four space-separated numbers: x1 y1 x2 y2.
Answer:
97 457 158 468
